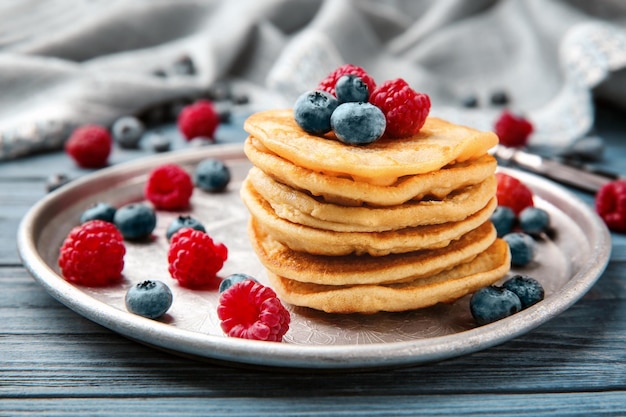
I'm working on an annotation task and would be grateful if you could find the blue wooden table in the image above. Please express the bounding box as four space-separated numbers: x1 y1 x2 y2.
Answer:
1 104 625 416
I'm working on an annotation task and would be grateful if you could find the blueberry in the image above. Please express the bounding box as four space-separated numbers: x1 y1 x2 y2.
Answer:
502 275 544 309
147 132 171 152
232 93 250 105
112 116 145 149
166 215 206 240
490 206 516 237
490 90 510 106
503 232 536 266
113 203 157 240
519 207 550 234
194 158 231 192
125 280 173 319
335 75 369 103
219 273 257 293
470 286 522 325
330 102 386 145
80 202 117 224
461 94 479 108
293 90 339 135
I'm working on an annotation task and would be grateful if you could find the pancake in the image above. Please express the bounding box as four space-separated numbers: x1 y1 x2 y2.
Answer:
244 109 498 186
248 218 498 285
242 177 498 256
247 167 497 232
266 238 510 314
244 137 497 207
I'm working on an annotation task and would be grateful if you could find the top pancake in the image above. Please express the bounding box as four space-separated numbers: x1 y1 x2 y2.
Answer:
244 109 499 185
244 137 497 207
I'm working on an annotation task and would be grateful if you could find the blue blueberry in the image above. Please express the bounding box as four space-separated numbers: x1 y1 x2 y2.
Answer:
147 132 171 153
166 215 206 240
519 207 550 235
125 280 173 319
503 232 536 266
461 94 479 108
330 102 386 145
502 275 544 309
113 203 157 240
194 158 231 192
112 116 145 149
490 90 510 106
219 273 257 293
80 202 116 224
470 285 522 325
490 206 516 237
293 90 339 135
335 75 369 103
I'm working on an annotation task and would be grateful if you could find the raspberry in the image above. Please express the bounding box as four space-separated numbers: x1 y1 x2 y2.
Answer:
595 180 626 233
58 220 125 286
167 228 228 288
217 280 290 342
317 64 376 98
496 172 534 215
145 164 194 210
177 100 220 141
369 78 430 138
65 125 112 168
494 110 533 148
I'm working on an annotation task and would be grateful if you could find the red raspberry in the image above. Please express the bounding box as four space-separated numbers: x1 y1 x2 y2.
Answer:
168 228 228 288
369 78 431 138
217 280 290 342
494 110 533 148
317 64 376 98
145 164 194 210
496 172 534 215
177 100 220 140
58 220 125 286
595 180 626 233
65 125 112 168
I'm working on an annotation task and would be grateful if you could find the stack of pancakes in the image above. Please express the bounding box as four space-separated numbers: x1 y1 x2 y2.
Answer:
241 109 511 314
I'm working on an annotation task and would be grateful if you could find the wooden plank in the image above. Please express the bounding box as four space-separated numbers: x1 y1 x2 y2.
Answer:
1 301 624 397
2 266 626 397
1 392 625 416
0 179 46 265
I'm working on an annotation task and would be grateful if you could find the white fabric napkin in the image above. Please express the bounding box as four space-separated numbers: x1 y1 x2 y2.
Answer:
1 0 626 160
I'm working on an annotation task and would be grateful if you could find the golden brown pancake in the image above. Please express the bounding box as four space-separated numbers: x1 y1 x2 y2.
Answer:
244 137 497 207
241 107 508 314
247 167 497 232
266 238 510 314
244 109 499 186
242 177 498 256
248 219 498 285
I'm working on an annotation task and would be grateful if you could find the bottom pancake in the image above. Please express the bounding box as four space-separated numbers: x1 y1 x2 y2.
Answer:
267 239 511 314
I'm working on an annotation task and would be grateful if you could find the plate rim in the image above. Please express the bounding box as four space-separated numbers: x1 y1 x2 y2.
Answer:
16 144 612 370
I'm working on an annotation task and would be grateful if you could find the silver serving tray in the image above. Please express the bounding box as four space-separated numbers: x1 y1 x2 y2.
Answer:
17 144 611 370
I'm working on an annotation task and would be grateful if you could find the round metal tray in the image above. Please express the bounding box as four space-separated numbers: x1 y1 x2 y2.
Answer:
17 144 611 370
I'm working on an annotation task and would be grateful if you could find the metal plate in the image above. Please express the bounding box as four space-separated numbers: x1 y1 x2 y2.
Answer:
17 144 611 370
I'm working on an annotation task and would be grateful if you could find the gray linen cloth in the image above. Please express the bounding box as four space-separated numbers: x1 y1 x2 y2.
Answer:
1 0 626 160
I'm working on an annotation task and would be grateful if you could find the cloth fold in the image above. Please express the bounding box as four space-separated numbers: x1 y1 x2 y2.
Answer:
1 0 625 160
